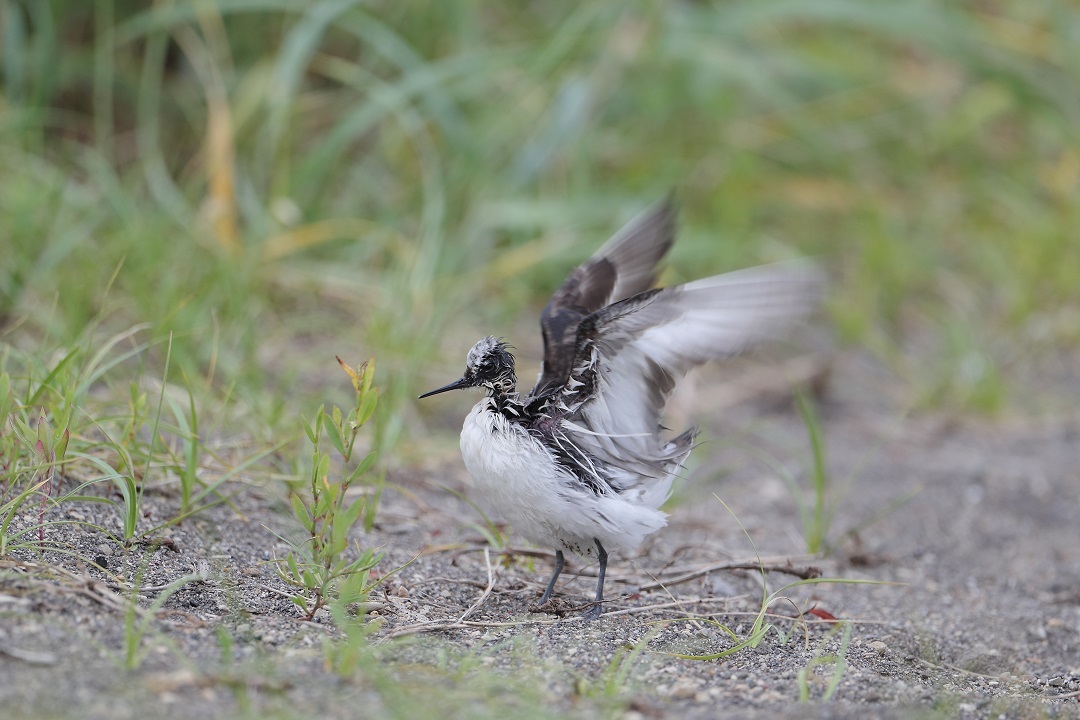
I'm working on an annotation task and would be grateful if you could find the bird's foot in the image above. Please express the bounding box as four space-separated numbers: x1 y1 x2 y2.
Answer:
578 601 604 622
529 597 576 617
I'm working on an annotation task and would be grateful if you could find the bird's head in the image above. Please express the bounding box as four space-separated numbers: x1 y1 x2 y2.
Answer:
419 336 518 399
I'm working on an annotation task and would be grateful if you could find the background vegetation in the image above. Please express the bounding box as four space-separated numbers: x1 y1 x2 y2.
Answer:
4 0 1078 437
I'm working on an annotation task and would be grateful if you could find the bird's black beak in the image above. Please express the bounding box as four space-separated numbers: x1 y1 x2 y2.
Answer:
418 376 473 399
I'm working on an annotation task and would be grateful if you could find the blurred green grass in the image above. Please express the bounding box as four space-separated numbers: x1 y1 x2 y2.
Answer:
2 0 1078 444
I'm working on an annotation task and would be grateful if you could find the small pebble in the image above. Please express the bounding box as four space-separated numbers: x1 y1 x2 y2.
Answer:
669 680 698 699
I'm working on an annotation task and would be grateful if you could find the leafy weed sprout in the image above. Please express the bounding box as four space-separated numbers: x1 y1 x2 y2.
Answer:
275 357 384 620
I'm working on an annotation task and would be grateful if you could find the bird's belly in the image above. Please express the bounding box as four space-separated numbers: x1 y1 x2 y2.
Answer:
458 401 666 557
459 403 564 542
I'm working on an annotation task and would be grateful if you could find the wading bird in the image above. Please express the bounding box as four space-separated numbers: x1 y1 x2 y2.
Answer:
420 198 822 619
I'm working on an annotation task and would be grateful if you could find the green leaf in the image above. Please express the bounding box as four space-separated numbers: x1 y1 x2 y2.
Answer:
121 474 140 540
290 493 312 530
324 416 347 457
341 495 366 528
26 348 79 409
346 451 377 485
55 428 70 462
347 547 381 575
356 388 378 427
330 529 348 557
330 496 365 554
301 414 317 445
315 452 331 486
318 479 340 511
182 371 199 503
35 407 50 452
360 357 375 396
0 373 11 419
311 404 327 445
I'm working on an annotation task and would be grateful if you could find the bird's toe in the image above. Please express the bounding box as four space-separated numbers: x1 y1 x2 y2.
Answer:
579 602 604 621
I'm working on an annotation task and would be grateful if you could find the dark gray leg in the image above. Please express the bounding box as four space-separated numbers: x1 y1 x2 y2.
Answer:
581 539 607 621
538 550 565 604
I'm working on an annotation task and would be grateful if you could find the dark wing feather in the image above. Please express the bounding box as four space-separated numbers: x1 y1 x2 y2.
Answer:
530 196 676 398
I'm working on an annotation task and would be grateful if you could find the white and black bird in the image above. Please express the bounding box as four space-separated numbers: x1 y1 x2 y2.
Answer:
420 197 822 620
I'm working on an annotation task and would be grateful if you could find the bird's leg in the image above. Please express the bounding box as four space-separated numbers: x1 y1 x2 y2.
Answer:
538 550 565 605
581 539 608 621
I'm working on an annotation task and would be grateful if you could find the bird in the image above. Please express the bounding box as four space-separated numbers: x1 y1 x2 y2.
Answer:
420 196 823 620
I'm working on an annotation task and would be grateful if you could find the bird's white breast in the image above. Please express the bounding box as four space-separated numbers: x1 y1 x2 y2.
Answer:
459 398 668 558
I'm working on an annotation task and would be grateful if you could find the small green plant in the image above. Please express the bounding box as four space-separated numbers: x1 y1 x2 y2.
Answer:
324 597 380 678
162 371 201 515
737 386 923 557
1 374 71 552
793 388 831 554
796 620 852 702
275 357 384 620
0 480 50 556
121 568 201 670
668 495 882 662
574 631 656 711
668 576 866 662
0 331 268 556
737 387 833 554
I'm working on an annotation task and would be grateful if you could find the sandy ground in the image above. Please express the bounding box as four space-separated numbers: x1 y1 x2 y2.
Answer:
1 352 1078 719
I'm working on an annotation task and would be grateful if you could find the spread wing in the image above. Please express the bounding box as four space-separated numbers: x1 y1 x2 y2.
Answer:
559 261 825 499
530 196 676 399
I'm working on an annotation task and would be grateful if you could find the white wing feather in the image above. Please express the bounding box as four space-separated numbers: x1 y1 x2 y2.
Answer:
564 261 824 506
